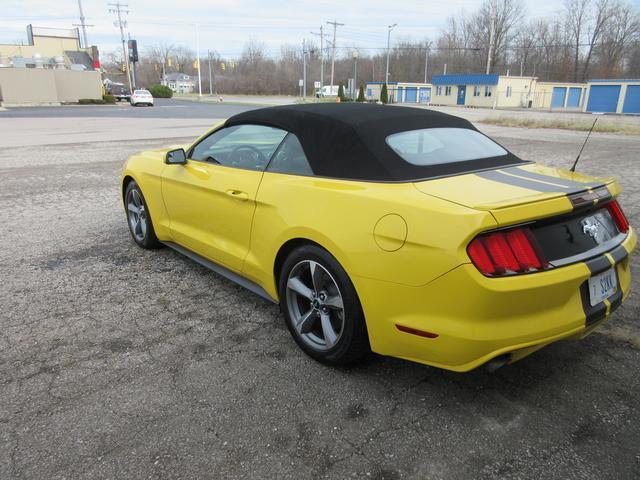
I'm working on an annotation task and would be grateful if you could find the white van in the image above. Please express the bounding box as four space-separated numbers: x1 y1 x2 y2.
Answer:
315 85 340 98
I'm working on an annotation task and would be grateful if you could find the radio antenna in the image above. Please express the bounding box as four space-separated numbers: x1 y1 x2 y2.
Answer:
570 118 598 172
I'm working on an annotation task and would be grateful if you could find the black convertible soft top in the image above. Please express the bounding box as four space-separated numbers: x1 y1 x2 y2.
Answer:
225 103 525 182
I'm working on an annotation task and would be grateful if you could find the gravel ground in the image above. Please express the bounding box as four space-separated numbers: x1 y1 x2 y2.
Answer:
0 107 639 480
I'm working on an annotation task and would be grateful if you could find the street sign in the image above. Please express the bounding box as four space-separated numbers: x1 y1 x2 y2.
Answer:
314 81 321 88
298 79 304 87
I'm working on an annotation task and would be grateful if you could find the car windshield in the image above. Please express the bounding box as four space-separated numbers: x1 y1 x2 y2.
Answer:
386 128 508 166
135 90 150 95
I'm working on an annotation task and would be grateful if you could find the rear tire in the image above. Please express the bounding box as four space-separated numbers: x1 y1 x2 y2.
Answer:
278 245 370 365
124 181 161 249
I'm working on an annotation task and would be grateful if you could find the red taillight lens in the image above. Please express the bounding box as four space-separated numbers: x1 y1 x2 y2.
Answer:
506 229 542 270
606 200 629 233
483 233 520 272
468 227 547 276
468 238 496 275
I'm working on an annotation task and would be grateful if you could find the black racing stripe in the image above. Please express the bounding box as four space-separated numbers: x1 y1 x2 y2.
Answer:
609 245 628 264
579 281 608 327
507 167 604 189
585 255 612 275
476 170 573 193
609 266 623 313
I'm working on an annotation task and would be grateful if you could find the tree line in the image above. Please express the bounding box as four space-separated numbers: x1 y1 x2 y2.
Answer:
103 0 640 95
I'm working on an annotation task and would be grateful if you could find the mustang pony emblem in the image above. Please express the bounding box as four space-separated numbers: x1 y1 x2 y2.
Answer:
582 218 600 240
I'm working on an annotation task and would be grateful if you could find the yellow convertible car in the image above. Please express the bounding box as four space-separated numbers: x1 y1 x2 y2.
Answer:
121 104 635 371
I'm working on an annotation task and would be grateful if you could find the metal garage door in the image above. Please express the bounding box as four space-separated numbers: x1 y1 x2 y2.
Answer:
404 87 418 103
567 87 582 108
586 85 621 113
396 87 404 103
622 85 640 114
551 87 566 108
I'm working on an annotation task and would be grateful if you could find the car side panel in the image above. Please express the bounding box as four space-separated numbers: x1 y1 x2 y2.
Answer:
243 172 497 300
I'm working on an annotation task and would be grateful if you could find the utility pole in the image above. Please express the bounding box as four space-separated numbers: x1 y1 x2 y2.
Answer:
302 39 307 101
108 2 133 94
385 23 397 85
208 50 213 95
353 50 358 99
326 20 344 92
486 0 495 74
75 0 90 47
424 43 430 83
310 26 324 89
195 23 202 97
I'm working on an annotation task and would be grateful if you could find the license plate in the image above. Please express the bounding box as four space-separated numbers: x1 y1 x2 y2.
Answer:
588 268 617 307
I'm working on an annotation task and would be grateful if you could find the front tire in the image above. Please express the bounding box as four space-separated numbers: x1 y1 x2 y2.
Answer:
279 245 370 365
124 181 161 249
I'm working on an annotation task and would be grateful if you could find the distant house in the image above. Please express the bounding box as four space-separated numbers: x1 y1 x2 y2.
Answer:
162 73 195 94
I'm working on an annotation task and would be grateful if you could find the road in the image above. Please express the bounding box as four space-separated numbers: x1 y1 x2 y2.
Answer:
0 102 639 479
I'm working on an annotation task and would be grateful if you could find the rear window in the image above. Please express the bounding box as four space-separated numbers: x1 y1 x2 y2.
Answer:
386 128 508 166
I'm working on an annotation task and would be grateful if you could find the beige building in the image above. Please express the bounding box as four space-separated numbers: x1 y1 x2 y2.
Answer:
0 25 102 105
431 74 537 108
0 25 98 69
532 82 587 110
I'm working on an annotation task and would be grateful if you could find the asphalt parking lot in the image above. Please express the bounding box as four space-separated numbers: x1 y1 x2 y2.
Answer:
1 101 639 479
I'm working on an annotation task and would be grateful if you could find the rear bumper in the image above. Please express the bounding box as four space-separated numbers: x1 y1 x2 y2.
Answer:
356 227 636 372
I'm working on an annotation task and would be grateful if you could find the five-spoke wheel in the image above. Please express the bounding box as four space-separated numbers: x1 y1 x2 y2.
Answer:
124 180 161 249
279 245 370 364
286 260 345 351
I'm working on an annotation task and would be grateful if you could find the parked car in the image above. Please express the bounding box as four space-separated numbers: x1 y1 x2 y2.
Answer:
120 104 635 371
109 83 131 102
130 89 154 107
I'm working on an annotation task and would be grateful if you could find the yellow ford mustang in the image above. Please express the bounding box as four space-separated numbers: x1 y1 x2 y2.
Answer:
121 104 636 371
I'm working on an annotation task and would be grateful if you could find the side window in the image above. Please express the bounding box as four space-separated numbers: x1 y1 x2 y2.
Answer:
266 133 313 176
190 124 288 172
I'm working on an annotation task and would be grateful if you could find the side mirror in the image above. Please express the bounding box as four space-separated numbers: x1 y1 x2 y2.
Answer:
165 148 187 165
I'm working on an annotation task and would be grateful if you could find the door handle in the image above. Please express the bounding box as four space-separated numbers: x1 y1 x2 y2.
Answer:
226 189 249 201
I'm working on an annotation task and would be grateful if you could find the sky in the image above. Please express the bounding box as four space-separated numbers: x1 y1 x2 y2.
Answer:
2 0 639 59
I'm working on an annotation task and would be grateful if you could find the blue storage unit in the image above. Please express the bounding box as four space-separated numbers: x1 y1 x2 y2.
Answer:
586 85 621 113
567 87 582 108
404 87 418 103
551 87 567 108
396 87 404 103
622 85 640 114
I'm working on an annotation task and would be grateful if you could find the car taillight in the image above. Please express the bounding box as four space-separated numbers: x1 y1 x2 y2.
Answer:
468 227 548 276
606 200 629 233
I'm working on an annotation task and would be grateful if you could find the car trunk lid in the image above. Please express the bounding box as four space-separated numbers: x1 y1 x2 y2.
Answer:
413 163 617 225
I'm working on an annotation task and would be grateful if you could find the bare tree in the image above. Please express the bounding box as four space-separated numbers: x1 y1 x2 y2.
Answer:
597 1 640 76
581 0 611 81
564 0 590 82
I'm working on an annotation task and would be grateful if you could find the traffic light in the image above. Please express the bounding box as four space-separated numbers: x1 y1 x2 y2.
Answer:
128 39 138 62
220 62 226 71
193 60 199 69
167 57 173 67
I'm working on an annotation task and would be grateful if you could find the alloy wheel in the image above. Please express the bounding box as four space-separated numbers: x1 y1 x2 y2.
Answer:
285 260 345 351
126 188 147 242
